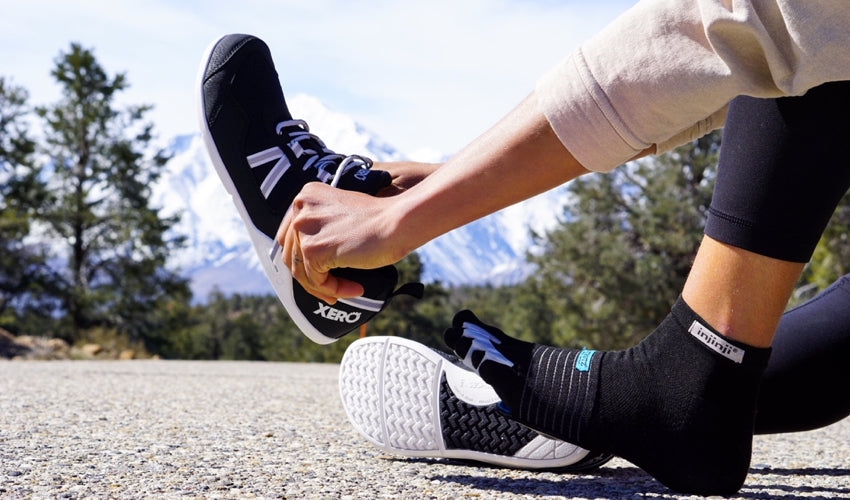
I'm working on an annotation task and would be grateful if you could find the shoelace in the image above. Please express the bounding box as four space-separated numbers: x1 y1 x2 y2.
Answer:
275 119 372 188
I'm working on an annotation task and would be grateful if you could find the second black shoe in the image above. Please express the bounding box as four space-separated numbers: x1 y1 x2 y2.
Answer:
197 34 421 344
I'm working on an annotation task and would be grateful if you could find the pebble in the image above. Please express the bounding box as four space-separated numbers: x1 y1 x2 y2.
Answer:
0 360 848 499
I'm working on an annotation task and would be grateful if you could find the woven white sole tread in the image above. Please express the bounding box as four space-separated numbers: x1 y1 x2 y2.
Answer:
339 336 612 470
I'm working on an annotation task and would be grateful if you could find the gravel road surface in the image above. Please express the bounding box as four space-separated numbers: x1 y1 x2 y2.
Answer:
1 360 848 499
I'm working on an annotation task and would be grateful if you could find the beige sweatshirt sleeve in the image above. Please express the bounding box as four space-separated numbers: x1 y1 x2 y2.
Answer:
537 0 850 172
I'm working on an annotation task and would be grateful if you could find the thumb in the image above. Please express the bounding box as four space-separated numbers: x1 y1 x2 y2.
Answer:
318 273 365 301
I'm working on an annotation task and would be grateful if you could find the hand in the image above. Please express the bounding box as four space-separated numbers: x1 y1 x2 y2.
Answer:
276 182 409 303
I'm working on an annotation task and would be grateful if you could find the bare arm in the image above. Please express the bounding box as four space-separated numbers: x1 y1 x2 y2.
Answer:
276 92 648 301
391 92 592 256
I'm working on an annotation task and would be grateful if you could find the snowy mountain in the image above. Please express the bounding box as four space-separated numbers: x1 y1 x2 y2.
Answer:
154 95 570 299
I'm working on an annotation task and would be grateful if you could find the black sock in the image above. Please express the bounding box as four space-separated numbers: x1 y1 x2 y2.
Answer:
444 298 771 496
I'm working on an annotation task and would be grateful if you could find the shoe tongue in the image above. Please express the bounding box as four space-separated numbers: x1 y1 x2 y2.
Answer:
335 167 391 196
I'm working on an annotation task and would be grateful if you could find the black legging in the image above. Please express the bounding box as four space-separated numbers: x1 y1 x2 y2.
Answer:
706 82 850 433
757 274 850 434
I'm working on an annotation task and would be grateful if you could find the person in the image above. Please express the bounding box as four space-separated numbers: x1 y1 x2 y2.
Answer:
200 0 850 495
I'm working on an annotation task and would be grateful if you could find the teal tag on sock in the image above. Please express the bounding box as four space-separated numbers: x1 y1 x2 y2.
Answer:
575 349 596 372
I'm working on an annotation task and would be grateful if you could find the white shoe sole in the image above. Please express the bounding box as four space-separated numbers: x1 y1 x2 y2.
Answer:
339 336 592 469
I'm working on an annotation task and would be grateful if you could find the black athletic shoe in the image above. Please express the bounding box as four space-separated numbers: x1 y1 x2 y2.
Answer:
197 34 421 344
339 336 613 471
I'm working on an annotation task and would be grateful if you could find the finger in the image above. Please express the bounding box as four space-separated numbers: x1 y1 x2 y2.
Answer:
287 235 340 304
294 270 339 304
279 217 296 270
276 206 295 249
299 258 365 300
319 274 365 299
277 218 338 304
290 247 304 278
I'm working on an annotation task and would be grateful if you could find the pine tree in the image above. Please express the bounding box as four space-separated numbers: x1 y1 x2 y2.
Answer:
35 43 189 343
0 77 55 329
362 252 451 349
793 188 850 304
526 132 720 350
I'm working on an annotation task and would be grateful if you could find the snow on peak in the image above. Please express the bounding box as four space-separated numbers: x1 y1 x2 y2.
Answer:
287 94 403 163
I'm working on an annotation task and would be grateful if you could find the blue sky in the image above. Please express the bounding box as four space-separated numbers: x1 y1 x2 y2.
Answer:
0 0 632 156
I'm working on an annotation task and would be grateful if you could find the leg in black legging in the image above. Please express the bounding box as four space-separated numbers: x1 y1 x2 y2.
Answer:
705 81 850 434
445 83 850 495
756 274 850 434
705 81 850 263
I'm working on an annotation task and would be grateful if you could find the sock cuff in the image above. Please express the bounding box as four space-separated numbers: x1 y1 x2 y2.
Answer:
671 297 772 368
